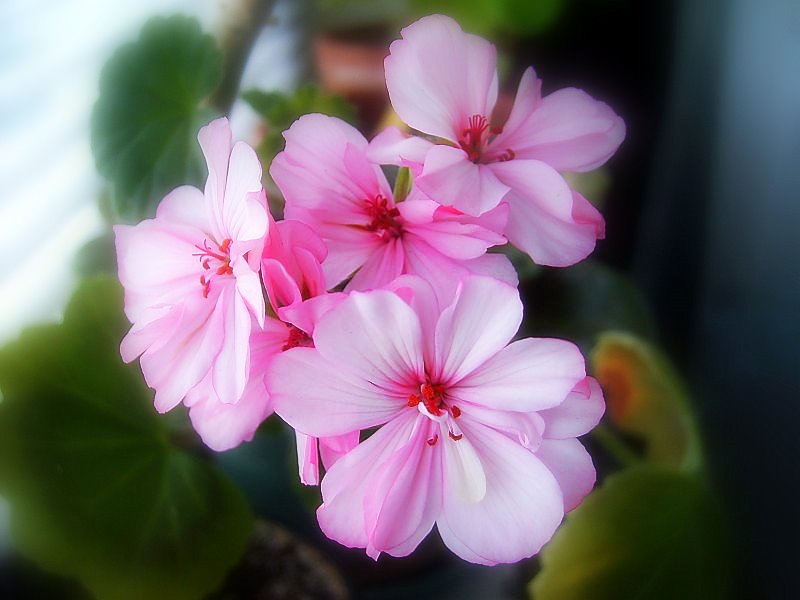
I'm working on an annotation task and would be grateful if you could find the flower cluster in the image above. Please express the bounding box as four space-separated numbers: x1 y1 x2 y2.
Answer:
115 14 622 565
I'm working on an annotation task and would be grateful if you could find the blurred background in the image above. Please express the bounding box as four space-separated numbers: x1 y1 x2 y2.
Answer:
1 0 798 598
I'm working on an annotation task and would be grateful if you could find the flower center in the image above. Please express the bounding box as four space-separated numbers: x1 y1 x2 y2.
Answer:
364 194 403 240
407 381 462 446
458 114 515 164
193 238 233 298
459 114 489 162
282 324 313 352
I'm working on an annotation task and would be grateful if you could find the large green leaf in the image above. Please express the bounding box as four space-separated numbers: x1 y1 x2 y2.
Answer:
0 277 252 600
91 16 222 222
530 468 731 600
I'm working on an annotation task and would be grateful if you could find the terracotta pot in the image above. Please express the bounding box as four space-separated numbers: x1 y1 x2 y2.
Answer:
313 26 390 134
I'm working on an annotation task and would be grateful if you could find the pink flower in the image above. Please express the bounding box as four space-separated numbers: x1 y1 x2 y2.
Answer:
176 216 358 461
382 14 625 267
115 117 268 416
261 217 358 482
270 114 516 299
267 275 603 564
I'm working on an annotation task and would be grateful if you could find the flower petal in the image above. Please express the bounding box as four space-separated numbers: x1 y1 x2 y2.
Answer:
456 404 545 451
346 238 406 291
491 160 602 267
433 276 522 384
366 126 433 171
535 438 596 511
491 82 625 172
268 348 406 437
140 298 224 413
188 375 273 452
400 198 507 260
317 411 424 550
295 432 321 485
440 422 487 504
450 338 585 412
114 221 204 323
365 416 443 559
272 114 390 214
198 117 233 241
277 292 347 337
155 184 208 231
314 289 425 391
416 145 510 216
437 419 564 565
385 14 498 141
319 431 360 470
401 238 515 308
540 376 605 439
211 289 252 404
221 141 267 242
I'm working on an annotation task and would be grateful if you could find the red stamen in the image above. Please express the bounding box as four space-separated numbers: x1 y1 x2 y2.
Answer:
282 325 313 352
364 194 402 239
420 382 445 416
450 405 461 418
407 394 421 407
192 238 234 298
427 434 439 447
449 431 463 442
498 148 516 162
459 114 489 162
200 275 210 298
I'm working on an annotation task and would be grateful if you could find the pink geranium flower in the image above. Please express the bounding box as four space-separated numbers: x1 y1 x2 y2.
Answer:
267 275 603 564
115 117 268 414
382 14 625 267
260 217 358 483
270 114 516 299
186 217 359 470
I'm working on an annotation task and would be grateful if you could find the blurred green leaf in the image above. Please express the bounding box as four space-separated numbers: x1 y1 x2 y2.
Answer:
531 468 731 600
72 232 117 277
520 261 657 351
243 85 356 181
91 15 222 222
591 332 703 471
410 0 566 38
0 277 252 600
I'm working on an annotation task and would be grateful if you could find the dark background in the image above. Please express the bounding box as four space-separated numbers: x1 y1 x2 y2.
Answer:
536 1 799 598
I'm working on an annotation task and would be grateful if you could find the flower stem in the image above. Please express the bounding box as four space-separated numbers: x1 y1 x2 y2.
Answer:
591 423 642 468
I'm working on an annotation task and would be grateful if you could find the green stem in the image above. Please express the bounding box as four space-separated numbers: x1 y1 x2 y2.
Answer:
393 167 412 203
591 424 643 468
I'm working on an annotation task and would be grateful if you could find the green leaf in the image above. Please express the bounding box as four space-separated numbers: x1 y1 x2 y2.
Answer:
91 16 222 222
243 85 356 180
0 277 252 600
410 0 566 38
591 332 703 471
530 468 731 600
72 232 117 277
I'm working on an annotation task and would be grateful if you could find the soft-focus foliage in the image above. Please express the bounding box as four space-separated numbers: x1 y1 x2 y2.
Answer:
521 261 657 351
91 16 222 222
0 278 252 600
243 85 356 189
530 468 731 600
409 0 567 37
